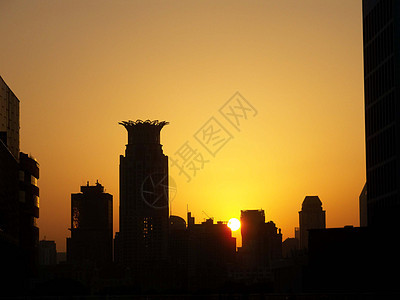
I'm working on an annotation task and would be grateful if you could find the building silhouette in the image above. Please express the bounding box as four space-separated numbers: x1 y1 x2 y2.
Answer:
67 181 113 266
186 213 236 292
169 215 187 267
19 152 40 274
240 209 282 265
298 196 325 249
359 183 368 227
363 0 400 228
39 240 57 266
0 76 20 245
234 209 281 289
0 76 19 160
0 76 40 294
115 119 169 268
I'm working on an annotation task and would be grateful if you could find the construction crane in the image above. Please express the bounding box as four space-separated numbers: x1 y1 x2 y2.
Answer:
202 210 214 221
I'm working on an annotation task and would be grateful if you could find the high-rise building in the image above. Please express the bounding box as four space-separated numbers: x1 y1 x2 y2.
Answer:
116 119 169 267
363 0 400 228
0 75 20 245
299 196 325 249
67 181 113 266
39 240 57 266
0 76 19 160
0 76 39 294
186 214 236 291
359 183 368 227
19 152 40 273
240 209 282 266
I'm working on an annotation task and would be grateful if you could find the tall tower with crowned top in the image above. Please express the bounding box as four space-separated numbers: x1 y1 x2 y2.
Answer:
117 119 169 267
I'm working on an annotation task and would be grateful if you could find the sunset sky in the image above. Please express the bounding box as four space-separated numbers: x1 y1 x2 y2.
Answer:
0 0 364 251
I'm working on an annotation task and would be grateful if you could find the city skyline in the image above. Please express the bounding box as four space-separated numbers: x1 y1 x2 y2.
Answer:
0 0 365 251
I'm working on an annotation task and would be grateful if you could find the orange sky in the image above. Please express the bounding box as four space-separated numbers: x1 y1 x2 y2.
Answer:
0 0 365 251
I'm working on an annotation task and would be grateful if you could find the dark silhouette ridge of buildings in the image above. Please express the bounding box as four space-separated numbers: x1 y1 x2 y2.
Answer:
363 0 400 229
115 119 169 268
298 196 325 249
67 181 113 266
186 213 236 292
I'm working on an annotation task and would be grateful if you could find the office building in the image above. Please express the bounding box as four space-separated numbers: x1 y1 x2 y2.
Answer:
298 196 325 249
240 209 282 267
0 76 39 293
359 183 368 227
187 213 236 291
67 181 113 266
0 75 19 160
116 120 169 267
39 240 57 265
363 0 400 228
19 152 40 274
0 76 20 244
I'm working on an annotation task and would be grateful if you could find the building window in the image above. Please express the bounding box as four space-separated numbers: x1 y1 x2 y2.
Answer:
31 175 37 186
33 195 39 208
19 190 25 203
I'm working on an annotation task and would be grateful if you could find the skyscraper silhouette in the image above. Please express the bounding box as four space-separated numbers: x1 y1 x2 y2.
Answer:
67 181 113 266
0 76 40 294
116 120 169 267
0 76 19 160
363 0 400 228
240 210 282 267
299 196 325 249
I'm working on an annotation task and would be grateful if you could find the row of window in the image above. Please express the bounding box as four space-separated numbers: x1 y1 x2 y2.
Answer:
367 159 397 199
18 170 38 186
363 0 393 43
18 190 39 208
364 57 395 106
370 194 399 210
365 91 396 136
364 23 394 75
366 125 396 168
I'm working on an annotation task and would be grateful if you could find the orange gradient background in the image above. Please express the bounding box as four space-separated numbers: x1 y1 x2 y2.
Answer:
0 0 364 251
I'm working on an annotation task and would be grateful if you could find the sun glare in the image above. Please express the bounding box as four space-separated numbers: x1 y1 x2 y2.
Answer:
227 218 241 231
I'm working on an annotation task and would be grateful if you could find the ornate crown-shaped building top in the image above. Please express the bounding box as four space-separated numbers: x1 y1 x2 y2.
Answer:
119 119 169 129
119 119 169 144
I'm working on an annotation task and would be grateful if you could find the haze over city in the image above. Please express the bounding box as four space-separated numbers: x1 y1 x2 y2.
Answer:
0 0 364 252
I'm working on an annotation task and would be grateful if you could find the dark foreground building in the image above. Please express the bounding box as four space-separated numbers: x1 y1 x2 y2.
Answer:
363 0 400 229
0 76 40 295
306 226 399 293
67 181 113 266
19 152 40 274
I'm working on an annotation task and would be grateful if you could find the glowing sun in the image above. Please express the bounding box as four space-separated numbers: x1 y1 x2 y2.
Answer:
227 218 241 231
